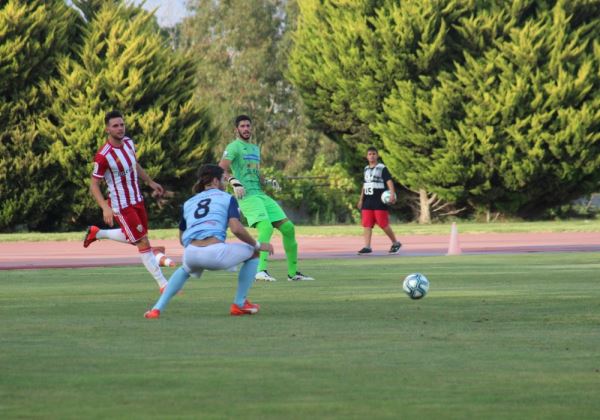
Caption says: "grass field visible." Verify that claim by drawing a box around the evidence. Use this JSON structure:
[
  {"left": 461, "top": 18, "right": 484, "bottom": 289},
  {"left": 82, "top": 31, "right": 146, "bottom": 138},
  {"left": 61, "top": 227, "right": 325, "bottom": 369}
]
[{"left": 1, "top": 253, "right": 599, "bottom": 419}]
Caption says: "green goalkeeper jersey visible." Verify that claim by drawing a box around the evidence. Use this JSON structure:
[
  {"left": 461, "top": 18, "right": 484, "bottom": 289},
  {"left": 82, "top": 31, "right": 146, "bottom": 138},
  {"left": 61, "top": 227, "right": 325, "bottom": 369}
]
[{"left": 222, "top": 139, "right": 263, "bottom": 196}]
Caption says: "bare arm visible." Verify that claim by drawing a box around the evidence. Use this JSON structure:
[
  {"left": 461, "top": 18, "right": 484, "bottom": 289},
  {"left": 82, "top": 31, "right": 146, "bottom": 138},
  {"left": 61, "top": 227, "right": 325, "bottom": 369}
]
[
  {"left": 218, "top": 159, "right": 233, "bottom": 181},
  {"left": 386, "top": 179, "right": 397, "bottom": 204},
  {"left": 228, "top": 218, "right": 273, "bottom": 255},
  {"left": 136, "top": 163, "right": 164, "bottom": 197},
  {"left": 90, "top": 176, "right": 115, "bottom": 226},
  {"left": 219, "top": 159, "right": 245, "bottom": 199},
  {"left": 357, "top": 184, "right": 365, "bottom": 209}
]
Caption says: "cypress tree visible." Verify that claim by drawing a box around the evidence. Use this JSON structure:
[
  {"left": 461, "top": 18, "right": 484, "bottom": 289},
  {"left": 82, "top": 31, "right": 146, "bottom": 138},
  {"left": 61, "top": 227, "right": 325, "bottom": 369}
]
[
  {"left": 368, "top": 0, "right": 474, "bottom": 222},
  {"left": 439, "top": 0, "right": 600, "bottom": 218},
  {"left": 290, "top": 0, "right": 600, "bottom": 221},
  {"left": 0, "top": 0, "right": 80, "bottom": 231},
  {"left": 290, "top": 0, "right": 474, "bottom": 222},
  {"left": 39, "top": 1, "right": 217, "bottom": 228},
  {"left": 288, "top": 0, "right": 378, "bottom": 170}
]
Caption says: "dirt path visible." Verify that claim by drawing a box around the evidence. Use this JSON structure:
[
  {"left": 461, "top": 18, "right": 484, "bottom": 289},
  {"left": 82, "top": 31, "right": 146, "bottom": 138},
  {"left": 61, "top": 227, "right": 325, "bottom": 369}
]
[{"left": 1, "top": 231, "right": 599, "bottom": 270}]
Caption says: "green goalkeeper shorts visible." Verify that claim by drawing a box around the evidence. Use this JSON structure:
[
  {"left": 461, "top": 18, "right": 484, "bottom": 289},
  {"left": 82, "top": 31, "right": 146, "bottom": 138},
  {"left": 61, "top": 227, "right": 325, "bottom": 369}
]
[{"left": 239, "top": 193, "right": 287, "bottom": 227}]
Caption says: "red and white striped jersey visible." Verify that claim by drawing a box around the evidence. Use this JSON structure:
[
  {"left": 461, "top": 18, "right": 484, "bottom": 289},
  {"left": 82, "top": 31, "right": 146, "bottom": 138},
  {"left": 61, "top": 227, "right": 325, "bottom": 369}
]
[{"left": 92, "top": 136, "right": 143, "bottom": 212}]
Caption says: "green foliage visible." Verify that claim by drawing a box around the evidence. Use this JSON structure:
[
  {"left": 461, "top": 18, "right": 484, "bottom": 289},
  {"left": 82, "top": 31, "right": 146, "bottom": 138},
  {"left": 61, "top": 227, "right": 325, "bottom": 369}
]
[
  {"left": 438, "top": 1, "right": 600, "bottom": 217},
  {"left": 0, "top": 0, "right": 81, "bottom": 230},
  {"left": 37, "top": 1, "right": 217, "bottom": 228},
  {"left": 70, "top": 0, "right": 120, "bottom": 22},
  {"left": 369, "top": 0, "right": 475, "bottom": 220},
  {"left": 288, "top": 0, "right": 477, "bottom": 222},
  {"left": 289, "top": 0, "right": 600, "bottom": 220},
  {"left": 178, "top": 0, "right": 350, "bottom": 221},
  {"left": 288, "top": 0, "right": 379, "bottom": 172},
  {"left": 178, "top": 0, "right": 333, "bottom": 174},
  {"left": 260, "top": 155, "right": 359, "bottom": 224}
]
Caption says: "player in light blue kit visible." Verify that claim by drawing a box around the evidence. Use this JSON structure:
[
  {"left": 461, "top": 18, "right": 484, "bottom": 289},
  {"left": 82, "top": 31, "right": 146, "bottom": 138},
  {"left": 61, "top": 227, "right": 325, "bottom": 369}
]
[{"left": 144, "top": 164, "right": 273, "bottom": 318}]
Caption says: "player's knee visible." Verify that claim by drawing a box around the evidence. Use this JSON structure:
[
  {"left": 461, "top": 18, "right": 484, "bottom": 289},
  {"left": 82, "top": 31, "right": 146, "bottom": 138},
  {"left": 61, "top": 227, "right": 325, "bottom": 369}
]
[
  {"left": 243, "top": 258, "right": 259, "bottom": 270},
  {"left": 278, "top": 220, "right": 295, "bottom": 237},
  {"left": 136, "top": 236, "right": 151, "bottom": 251},
  {"left": 256, "top": 220, "right": 274, "bottom": 236}
]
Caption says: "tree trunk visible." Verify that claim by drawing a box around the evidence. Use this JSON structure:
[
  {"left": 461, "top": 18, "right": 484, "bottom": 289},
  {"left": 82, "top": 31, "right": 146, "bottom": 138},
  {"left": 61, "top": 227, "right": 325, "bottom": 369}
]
[{"left": 419, "top": 188, "right": 431, "bottom": 224}]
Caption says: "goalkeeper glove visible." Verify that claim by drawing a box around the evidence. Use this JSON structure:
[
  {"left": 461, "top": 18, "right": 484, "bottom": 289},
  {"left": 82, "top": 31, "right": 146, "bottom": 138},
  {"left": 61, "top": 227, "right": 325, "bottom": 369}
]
[
  {"left": 264, "top": 178, "right": 281, "bottom": 192},
  {"left": 228, "top": 177, "right": 245, "bottom": 199}
]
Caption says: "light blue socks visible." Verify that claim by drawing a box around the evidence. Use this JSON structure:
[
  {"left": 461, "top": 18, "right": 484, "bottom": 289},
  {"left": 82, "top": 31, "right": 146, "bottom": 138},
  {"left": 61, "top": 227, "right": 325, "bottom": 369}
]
[
  {"left": 234, "top": 258, "right": 259, "bottom": 306},
  {"left": 153, "top": 267, "right": 190, "bottom": 312}
]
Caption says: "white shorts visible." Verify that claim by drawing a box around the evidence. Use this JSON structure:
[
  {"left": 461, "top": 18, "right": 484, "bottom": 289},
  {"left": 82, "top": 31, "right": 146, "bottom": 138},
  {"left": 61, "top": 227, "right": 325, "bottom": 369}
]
[{"left": 183, "top": 242, "right": 255, "bottom": 277}]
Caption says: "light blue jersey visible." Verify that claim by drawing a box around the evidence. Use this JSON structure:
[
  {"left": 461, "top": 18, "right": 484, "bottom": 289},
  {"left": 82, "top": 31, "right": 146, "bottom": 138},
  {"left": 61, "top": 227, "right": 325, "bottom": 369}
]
[{"left": 180, "top": 188, "right": 240, "bottom": 247}]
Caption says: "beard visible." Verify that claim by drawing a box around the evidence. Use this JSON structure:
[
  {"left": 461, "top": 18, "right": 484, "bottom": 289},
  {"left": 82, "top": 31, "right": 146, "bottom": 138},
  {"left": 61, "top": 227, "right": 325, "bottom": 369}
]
[{"left": 237, "top": 129, "right": 251, "bottom": 140}]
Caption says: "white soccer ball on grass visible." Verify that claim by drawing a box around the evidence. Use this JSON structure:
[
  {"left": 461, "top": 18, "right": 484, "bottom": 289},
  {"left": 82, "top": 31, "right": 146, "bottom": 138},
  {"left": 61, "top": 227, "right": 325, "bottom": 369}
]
[{"left": 402, "top": 273, "right": 429, "bottom": 300}]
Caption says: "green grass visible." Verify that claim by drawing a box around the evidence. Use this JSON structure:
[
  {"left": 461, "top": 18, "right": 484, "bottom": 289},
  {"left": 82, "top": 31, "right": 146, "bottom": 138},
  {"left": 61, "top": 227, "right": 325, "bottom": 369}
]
[
  {"left": 1, "top": 254, "right": 599, "bottom": 419},
  {"left": 2, "top": 219, "right": 600, "bottom": 241}
]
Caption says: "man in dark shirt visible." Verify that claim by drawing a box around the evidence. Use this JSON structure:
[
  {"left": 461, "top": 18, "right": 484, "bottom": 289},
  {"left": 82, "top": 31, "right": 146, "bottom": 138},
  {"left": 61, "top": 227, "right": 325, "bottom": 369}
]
[{"left": 356, "top": 147, "right": 402, "bottom": 255}]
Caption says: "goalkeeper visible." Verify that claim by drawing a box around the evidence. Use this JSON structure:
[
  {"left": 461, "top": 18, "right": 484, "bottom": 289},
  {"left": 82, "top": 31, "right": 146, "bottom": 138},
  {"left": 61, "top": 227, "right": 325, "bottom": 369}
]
[{"left": 218, "top": 114, "right": 315, "bottom": 282}]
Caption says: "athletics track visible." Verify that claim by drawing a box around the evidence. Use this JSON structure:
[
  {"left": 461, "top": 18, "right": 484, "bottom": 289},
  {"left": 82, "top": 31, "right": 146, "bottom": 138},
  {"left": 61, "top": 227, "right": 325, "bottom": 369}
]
[{"left": 1, "top": 231, "right": 599, "bottom": 270}]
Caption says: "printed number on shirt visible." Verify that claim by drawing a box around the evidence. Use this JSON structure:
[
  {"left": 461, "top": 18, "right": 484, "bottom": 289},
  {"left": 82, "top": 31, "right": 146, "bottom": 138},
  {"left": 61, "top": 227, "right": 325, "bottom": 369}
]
[
  {"left": 194, "top": 199, "right": 211, "bottom": 219},
  {"left": 363, "top": 185, "right": 374, "bottom": 195}
]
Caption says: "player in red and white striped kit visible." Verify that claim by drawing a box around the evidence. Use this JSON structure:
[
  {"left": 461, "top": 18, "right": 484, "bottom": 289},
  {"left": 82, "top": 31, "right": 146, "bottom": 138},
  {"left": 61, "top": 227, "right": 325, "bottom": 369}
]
[{"left": 84, "top": 110, "right": 169, "bottom": 292}]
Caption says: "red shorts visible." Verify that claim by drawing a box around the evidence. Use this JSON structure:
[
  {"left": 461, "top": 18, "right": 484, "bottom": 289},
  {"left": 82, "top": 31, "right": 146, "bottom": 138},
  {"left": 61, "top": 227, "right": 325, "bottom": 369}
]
[
  {"left": 361, "top": 209, "right": 390, "bottom": 229},
  {"left": 114, "top": 202, "right": 149, "bottom": 243}
]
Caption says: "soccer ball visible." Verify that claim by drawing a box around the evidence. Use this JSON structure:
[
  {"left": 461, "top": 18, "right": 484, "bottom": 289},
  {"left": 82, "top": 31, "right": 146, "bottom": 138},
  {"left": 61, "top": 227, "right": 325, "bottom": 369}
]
[
  {"left": 402, "top": 273, "right": 429, "bottom": 299},
  {"left": 381, "top": 190, "right": 392, "bottom": 204}
]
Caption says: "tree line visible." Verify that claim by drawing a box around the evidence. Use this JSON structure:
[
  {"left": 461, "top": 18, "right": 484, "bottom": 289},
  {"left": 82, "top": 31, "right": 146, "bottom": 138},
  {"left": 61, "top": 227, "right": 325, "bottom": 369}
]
[
  {"left": 288, "top": 0, "right": 600, "bottom": 222},
  {"left": 1, "top": 0, "right": 216, "bottom": 231},
  {"left": 1, "top": 0, "right": 599, "bottom": 232}
]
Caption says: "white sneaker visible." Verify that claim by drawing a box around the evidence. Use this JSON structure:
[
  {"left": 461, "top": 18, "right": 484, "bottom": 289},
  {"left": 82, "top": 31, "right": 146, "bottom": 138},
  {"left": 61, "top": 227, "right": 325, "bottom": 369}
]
[
  {"left": 255, "top": 270, "right": 277, "bottom": 282},
  {"left": 288, "top": 271, "right": 315, "bottom": 281}
]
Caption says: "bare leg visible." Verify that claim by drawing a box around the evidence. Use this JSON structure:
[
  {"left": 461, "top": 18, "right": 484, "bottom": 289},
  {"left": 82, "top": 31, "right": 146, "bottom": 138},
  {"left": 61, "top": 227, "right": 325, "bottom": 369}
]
[
  {"left": 363, "top": 227, "right": 373, "bottom": 248},
  {"left": 382, "top": 225, "right": 398, "bottom": 244}
]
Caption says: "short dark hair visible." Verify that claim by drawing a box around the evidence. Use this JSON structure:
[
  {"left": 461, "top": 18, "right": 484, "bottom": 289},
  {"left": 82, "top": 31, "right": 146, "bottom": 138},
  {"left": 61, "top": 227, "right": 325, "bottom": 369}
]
[
  {"left": 192, "top": 164, "right": 224, "bottom": 193},
  {"left": 234, "top": 114, "right": 252, "bottom": 127},
  {"left": 105, "top": 110, "right": 123, "bottom": 125},
  {"left": 367, "top": 146, "right": 378, "bottom": 153}
]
